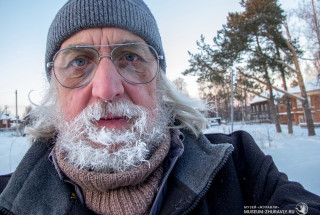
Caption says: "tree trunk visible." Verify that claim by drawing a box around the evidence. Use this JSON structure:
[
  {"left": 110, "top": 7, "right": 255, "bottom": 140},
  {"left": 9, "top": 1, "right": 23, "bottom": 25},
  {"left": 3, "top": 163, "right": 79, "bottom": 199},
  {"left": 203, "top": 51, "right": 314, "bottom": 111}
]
[
  {"left": 264, "top": 68, "right": 282, "bottom": 133},
  {"left": 243, "top": 88, "right": 248, "bottom": 121},
  {"left": 311, "top": 0, "right": 320, "bottom": 76},
  {"left": 285, "top": 96, "right": 293, "bottom": 133},
  {"left": 280, "top": 69, "right": 293, "bottom": 134},
  {"left": 268, "top": 86, "right": 282, "bottom": 133},
  {"left": 298, "top": 74, "right": 316, "bottom": 135},
  {"left": 283, "top": 94, "right": 293, "bottom": 134},
  {"left": 282, "top": 31, "right": 316, "bottom": 136},
  {"left": 277, "top": 45, "right": 293, "bottom": 134},
  {"left": 291, "top": 48, "right": 316, "bottom": 136},
  {"left": 311, "top": 0, "right": 320, "bottom": 52}
]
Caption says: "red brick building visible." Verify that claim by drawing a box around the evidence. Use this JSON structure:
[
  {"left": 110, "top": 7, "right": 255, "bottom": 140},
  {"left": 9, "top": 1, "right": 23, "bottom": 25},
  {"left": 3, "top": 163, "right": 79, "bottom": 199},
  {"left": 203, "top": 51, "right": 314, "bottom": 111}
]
[
  {"left": 0, "top": 109, "right": 13, "bottom": 128},
  {"left": 278, "top": 79, "right": 320, "bottom": 125},
  {"left": 250, "top": 78, "right": 320, "bottom": 125}
]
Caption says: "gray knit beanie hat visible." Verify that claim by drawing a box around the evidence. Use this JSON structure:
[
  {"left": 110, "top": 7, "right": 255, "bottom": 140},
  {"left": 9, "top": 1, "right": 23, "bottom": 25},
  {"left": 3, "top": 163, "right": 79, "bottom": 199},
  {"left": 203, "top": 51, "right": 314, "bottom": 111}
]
[{"left": 45, "top": 0, "right": 165, "bottom": 80}]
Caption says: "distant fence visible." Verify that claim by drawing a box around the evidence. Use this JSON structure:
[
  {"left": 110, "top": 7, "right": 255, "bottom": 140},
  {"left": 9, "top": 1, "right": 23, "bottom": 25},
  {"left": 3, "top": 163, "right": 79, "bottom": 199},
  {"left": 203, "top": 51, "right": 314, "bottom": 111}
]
[
  {"left": 0, "top": 128, "right": 15, "bottom": 132},
  {"left": 242, "top": 120, "right": 272, "bottom": 124},
  {"left": 300, "top": 123, "right": 320, "bottom": 128},
  {"left": 0, "top": 127, "right": 24, "bottom": 136}
]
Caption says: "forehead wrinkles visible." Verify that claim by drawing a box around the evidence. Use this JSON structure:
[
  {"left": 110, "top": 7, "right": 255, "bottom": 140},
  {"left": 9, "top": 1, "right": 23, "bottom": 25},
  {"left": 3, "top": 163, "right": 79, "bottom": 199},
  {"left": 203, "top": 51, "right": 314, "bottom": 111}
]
[{"left": 61, "top": 27, "right": 149, "bottom": 50}]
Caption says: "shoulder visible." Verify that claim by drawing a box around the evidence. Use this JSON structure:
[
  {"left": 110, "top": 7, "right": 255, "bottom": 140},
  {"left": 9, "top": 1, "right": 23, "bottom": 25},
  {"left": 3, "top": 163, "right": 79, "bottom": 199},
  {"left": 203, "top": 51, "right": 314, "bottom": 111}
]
[
  {"left": 204, "top": 130, "right": 265, "bottom": 162},
  {"left": 0, "top": 138, "right": 72, "bottom": 214},
  {"left": 0, "top": 173, "right": 12, "bottom": 194},
  {"left": 0, "top": 138, "right": 53, "bottom": 194},
  {"left": 203, "top": 130, "right": 271, "bottom": 192},
  {"left": 205, "top": 130, "right": 256, "bottom": 147},
  {"left": 178, "top": 129, "right": 255, "bottom": 167}
]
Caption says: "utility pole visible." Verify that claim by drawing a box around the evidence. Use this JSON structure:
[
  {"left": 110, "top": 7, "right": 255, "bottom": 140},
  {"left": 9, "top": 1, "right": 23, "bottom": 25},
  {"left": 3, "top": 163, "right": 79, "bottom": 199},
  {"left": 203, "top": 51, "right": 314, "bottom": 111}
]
[
  {"left": 15, "top": 90, "right": 18, "bottom": 136},
  {"left": 230, "top": 70, "right": 234, "bottom": 132}
]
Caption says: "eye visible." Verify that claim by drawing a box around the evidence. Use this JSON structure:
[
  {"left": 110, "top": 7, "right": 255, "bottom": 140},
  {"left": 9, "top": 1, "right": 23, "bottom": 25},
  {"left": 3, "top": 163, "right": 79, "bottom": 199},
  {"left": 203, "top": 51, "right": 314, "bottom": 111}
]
[
  {"left": 71, "top": 58, "right": 87, "bottom": 67},
  {"left": 124, "top": 53, "right": 138, "bottom": 62}
]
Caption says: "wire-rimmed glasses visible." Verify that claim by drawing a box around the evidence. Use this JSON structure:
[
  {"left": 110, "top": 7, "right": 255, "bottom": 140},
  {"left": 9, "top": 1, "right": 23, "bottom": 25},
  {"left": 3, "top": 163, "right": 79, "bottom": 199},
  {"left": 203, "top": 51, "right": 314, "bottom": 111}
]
[{"left": 47, "top": 43, "right": 163, "bottom": 89}]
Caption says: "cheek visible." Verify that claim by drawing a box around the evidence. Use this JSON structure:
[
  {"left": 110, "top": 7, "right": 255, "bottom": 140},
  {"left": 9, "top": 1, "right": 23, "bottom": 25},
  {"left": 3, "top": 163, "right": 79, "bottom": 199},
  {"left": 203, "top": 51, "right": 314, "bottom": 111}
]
[
  {"left": 58, "top": 87, "right": 92, "bottom": 120},
  {"left": 127, "top": 83, "right": 158, "bottom": 110}
]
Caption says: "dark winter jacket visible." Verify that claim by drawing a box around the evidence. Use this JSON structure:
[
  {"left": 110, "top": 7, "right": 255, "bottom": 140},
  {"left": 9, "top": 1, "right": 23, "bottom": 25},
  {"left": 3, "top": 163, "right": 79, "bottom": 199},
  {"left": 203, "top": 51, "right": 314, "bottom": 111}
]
[{"left": 0, "top": 130, "right": 319, "bottom": 215}]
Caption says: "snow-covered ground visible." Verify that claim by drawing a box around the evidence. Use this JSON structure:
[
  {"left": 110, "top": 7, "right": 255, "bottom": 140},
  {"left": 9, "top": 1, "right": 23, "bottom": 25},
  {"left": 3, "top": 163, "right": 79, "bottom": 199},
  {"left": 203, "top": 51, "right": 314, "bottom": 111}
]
[
  {"left": 0, "top": 123, "right": 319, "bottom": 196},
  {"left": 0, "top": 131, "right": 30, "bottom": 175}
]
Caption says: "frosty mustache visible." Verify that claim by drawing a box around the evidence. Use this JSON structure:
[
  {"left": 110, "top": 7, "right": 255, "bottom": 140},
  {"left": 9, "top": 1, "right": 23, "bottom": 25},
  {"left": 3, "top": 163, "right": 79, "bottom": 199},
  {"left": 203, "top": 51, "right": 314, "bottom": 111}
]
[{"left": 77, "top": 100, "right": 149, "bottom": 128}]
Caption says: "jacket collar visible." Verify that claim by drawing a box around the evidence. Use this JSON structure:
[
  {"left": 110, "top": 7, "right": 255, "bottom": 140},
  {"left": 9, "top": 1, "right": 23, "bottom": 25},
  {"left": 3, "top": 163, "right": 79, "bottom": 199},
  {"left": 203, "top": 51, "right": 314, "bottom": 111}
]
[{"left": 160, "top": 129, "right": 234, "bottom": 215}]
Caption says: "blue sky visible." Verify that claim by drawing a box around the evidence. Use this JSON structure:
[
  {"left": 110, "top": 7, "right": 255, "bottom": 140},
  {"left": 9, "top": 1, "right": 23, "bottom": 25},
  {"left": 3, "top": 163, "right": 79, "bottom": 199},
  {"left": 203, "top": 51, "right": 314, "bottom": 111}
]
[{"left": 0, "top": 0, "right": 298, "bottom": 116}]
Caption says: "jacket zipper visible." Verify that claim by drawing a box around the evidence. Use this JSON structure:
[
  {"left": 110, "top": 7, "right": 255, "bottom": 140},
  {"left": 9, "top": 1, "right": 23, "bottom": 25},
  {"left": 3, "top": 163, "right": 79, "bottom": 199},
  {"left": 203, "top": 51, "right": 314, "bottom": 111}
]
[
  {"left": 149, "top": 155, "right": 179, "bottom": 214},
  {"left": 182, "top": 146, "right": 234, "bottom": 215},
  {"left": 149, "top": 147, "right": 183, "bottom": 215},
  {"left": 0, "top": 206, "right": 15, "bottom": 215}
]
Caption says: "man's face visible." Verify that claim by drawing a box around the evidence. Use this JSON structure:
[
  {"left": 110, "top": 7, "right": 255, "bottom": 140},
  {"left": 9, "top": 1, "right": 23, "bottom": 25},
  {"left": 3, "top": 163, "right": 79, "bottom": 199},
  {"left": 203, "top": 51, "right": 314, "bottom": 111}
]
[
  {"left": 52, "top": 28, "right": 169, "bottom": 173},
  {"left": 55, "top": 27, "right": 158, "bottom": 130}
]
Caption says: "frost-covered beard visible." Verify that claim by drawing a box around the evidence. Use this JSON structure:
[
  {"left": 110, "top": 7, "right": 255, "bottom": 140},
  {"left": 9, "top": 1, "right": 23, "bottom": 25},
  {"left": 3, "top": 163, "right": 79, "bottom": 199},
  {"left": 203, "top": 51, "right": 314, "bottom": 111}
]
[{"left": 56, "top": 100, "right": 170, "bottom": 174}]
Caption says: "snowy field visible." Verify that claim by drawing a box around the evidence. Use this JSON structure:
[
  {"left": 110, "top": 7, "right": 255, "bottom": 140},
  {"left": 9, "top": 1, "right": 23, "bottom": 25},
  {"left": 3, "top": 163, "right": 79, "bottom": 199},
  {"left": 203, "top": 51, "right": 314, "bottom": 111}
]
[
  {"left": 0, "top": 123, "right": 320, "bottom": 196},
  {"left": 0, "top": 132, "right": 30, "bottom": 176}
]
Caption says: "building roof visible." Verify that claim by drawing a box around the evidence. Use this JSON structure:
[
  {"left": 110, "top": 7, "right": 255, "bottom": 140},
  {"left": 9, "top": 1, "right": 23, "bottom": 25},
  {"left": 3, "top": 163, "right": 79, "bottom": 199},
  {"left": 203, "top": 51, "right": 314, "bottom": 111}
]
[
  {"left": 288, "top": 78, "right": 320, "bottom": 94},
  {"left": 0, "top": 109, "right": 16, "bottom": 120},
  {"left": 249, "top": 92, "right": 268, "bottom": 104},
  {"left": 249, "top": 91, "right": 283, "bottom": 105},
  {"left": 249, "top": 77, "right": 320, "bottom": 105}
]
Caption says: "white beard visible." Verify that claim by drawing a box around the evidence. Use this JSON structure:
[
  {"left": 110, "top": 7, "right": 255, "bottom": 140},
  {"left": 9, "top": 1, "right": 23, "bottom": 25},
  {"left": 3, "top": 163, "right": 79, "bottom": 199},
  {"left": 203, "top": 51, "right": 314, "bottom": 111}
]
[{"left": 56, "top": 100, "right": 170, "bottom": 174}]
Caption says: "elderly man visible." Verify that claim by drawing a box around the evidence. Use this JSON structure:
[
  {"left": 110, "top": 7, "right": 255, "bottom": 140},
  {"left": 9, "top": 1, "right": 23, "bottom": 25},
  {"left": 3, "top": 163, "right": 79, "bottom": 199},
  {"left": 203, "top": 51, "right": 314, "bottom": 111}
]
[{"left": 0, "top": 0, "right": 320, "bottom": 214}]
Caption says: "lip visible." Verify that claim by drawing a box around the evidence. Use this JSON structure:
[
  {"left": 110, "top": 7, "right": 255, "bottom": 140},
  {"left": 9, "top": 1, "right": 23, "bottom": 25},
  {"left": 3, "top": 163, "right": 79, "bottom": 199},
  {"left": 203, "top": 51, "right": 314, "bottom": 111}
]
[{"left": 94, "top": 115, "right": 129, "bottom": 130}]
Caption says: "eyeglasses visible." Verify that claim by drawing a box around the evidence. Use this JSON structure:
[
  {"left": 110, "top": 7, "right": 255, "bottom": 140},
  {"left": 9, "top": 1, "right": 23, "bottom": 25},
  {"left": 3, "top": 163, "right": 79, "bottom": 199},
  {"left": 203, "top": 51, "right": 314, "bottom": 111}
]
[{"left": 47, "top": 43, "right": 163, "bottom": 89}]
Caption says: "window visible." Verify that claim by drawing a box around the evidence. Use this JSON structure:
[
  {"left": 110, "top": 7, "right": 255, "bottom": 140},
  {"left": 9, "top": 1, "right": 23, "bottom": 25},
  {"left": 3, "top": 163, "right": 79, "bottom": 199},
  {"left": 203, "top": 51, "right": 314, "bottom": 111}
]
[
  {"left": 297, "top": 99, "right": 302, "bottom": 108},
  {"left": 280, "top": 104, "right": 284, "bottom": 111},
  {"left": 297, "top": 96, "right": 311, "bottom": 108},
  {"left": 308, "top": 96, "right": 312, "bottom": 106},
  {"left": 298, "top": 115, "right": 305, "bottom": 123}
]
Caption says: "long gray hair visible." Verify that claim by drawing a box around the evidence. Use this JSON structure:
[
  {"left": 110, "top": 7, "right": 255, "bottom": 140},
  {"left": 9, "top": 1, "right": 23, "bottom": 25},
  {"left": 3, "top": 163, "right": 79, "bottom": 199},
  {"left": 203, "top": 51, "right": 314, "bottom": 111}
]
[{"left": 25, "top": 72, "right": 206, "bottom": 142}]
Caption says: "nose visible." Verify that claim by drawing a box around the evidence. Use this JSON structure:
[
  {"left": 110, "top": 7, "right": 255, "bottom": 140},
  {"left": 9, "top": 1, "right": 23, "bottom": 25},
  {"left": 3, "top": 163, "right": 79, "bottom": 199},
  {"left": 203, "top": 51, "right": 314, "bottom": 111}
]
[{"left": 91, "top": 57, "right": 125, "bottom": 101}]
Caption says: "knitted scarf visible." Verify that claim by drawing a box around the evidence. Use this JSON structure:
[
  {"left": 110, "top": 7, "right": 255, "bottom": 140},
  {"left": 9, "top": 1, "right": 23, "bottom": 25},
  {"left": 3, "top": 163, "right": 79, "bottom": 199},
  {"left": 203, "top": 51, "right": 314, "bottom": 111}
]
[{"left": 55, "top": 135, "right": 171, "bottom": 215}]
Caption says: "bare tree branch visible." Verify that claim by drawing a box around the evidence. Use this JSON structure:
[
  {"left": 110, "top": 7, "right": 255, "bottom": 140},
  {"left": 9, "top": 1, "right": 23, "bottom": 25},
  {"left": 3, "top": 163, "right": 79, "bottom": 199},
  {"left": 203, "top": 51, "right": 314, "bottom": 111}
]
[{"left": 238, "top": 69, "right": 305, "bottom": 101}]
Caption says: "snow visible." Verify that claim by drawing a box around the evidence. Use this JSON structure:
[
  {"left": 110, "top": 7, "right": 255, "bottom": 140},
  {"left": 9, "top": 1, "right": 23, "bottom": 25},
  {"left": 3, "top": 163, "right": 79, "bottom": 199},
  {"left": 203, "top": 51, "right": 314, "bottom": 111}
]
[
  {"left": 0, "top": 132, "right": 30, "bottom": 175},
  {"left": 249, "top": 91, "right": 283, "bottom": 104},
  {"left": 0, "top": 124, "right": 319, "bottom": 196},
  {"left": 289, "top": 78, "right": 320, "bottom": 94},
  {"left": 249, "top": 95, "right": 267, "bottom": 104}
]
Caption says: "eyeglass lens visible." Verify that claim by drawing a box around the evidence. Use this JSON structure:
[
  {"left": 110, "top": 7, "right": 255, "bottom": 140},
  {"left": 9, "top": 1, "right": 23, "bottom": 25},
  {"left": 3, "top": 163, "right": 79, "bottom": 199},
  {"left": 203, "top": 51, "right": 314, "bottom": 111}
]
[{"left": 53, "top": 44, "right": 158, "bottom": 88}]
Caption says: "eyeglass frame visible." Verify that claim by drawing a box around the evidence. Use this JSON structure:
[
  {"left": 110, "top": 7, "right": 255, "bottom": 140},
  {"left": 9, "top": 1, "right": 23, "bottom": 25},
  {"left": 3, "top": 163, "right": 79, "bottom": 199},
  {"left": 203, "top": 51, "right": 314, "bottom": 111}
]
[{"left": 46, "top": 43, "right": 164, "bottom": 89}]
